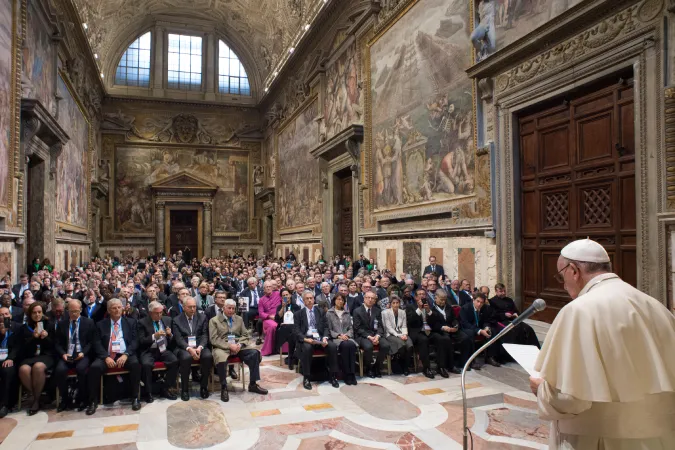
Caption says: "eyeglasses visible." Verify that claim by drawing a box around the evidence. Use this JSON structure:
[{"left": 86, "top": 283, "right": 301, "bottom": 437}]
[{"left": 554, "top": 264, "right": 571, "bottom": 284}]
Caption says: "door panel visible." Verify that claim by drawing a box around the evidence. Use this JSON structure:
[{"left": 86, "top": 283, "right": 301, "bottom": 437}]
[
  {"left": 169, "top": 210, "right": 198, "bottom": 258},
  {"left": 519, "top": 78, "right": 636, "bottom": 322}
]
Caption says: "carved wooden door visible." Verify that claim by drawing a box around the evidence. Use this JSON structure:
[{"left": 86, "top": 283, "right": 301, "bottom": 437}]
[
  {"left": 519, "top": 78, "right": 636, "bottom": 323},
  {"left": 340, "top": 177, "right": 353, "bottom": 257},
  {"left": 169, "top": 210, "right": 198, "bottom": 258}
]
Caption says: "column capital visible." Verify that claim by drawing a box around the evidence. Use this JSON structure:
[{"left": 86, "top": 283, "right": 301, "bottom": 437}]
[
  {"left": 203, "top": 201, "right": 213, "bottom": 211},
  {"left": 156, "top": 201, "right": 166, "bottom": 210}
]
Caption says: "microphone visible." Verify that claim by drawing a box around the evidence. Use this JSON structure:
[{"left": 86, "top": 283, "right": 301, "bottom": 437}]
[{"left": 510, "top": 298, "right": 546, "bottom": 327}]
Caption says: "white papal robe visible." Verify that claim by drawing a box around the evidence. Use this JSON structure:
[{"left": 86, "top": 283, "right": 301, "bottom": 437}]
[{"left": 534, "top": 273, "right": 675, "bottom": 449}]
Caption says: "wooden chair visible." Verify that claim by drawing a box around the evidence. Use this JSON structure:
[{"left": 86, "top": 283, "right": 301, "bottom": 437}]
[
  {"left": 358, "top": 344, "right": 392, "bottom": 377},
  {"left": 100, "top": 361, "right": 166, "bottom": 404},
  {"left": 225, "top": 355, "right": 246, "bottom": 391},
  {"left": 55, "top": 369, "right": 78, "bottom": 408}
]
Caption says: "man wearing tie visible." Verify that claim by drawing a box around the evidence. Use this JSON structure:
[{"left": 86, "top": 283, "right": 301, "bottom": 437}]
[
  {"left": 240, "top": 277, "right": 263, "bottom": 329},
  {"left": 423, "top": 256, "right": 445, "bottom": 278},
  {"left": 54, "top": 299, "right": 95, "bottom": 412},
  {"left": 353, "top": 291, "right": 391, "bottom": 378},
  {"left": 87, "top": 299, "right": 142, "bottom": 415},
  {"left": 138, "top": 301, "right": 179, "bottom": 402},
  {"left": 459, "top": 293, "right": 504, "bottom": 367},
  {"left": 173, "top": 297, "right": 213, "bottom": 401}
]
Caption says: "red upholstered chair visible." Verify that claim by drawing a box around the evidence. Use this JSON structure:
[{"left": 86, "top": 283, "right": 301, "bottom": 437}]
[
  {"left": 226, "top": 355, "right": 246, "bottom": 391},
  {"left": 100, "top": 362, "right": 166, "bottom": 404}
]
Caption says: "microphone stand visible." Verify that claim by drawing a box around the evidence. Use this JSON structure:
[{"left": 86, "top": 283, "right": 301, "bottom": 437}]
[{"left": 461, "top": 322, "right": 516, "bottom": 450}]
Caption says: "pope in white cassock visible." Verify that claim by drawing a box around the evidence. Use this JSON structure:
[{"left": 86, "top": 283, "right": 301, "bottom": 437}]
[{"left": 529, "top": 239, "right": 675, "bottom": 449}]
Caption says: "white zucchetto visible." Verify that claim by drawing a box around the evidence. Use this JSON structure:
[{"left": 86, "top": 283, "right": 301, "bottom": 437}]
[{"left": 560, "top": 238, "right": 610, "bottom": 263}]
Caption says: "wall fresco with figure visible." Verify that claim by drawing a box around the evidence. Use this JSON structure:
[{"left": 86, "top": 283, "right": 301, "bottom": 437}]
[
  {"left": 0, "top": 0, "right": 12, "bottom": 209},
  {"left": 114, "top": 146, "right": 250, "bottom": 234},
  {"left": 23, "top": 0, "right": 55, "bottom": 113},
  {"left": 494, "top": 0, "right": 581, "bottom": 49},
  {"left": 324, "top": 41, "right": 362, "bottom": 140},
  {"left": 369, "top": 0, "right": 474, "bottom": 213},
  {"left": 56, "top": 75, "right": 89, "bottom": 230},
  {"left": 276, "top": 99, "right": 320, "bottom": 230}
]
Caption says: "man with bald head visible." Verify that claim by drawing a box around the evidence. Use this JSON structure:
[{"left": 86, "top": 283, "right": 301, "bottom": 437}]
[
  {"left": 173, "top": 297, "right": 212, "bottom": 400},
  {"left": 54, "top": 299, "right": 95, "bottom": 412},
  {"left": 531, "top": 239, "right": 675, "bottom": 448}
]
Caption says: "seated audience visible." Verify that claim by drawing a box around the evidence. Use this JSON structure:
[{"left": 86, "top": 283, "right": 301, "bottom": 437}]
[
  {"left": 315, "top": 282, "right": 333, "bottom": 313},
  {"left": 258, "top": 281, "right": 281, "bottom": 356},
  {"left": 382, "top": 295, "right": 413, "bottom": 376},
  {"left": 172, "top": 297, "right": 213, "bottom": 400},
  {"left": 427, "top": 290, "right": 471, "bottom": 376},
  {"left": 194, "top": 282, "right": 214, "bottom": 311},
  {"left": 324, "top": 294, "right": 358, "bottom": 385},
  {"left": 10, "top": 301, "right": 53, "bottom": 415},
  {"left": 209, "top": 299, "right": 268, "bottom": 402},
  {"left": 346, "top": 281, "right": 363, "bottom": 313},
  {"left": 353, "top": 291, "right": 391, "bottom": 378},
  {"left": 47, "top": 297, "right": 66, "bottom": 329},
  {"left": 138, "top": 301, "right": 178, "bottom": 402},
  {"left": 489, "top": 283, "right": 540, "bottom": 348},
  {"left": 82, "top": 288, "right": 106, "bottom": 322},
  {"left": 87, "top": 298, "right": 142, "bottom": 415},
  {"left": 293, "top": 291, "right": 339, "bottom": 389},
  {"left": 459, "top": 293, "right": 505, "bottom": 367},
  {"left": 54, "top": 299, "right": 95, "bottom": 412},
  {"left": 275, "top": 288, "right": 300, "bottom": 370},
  {"left": 239, "top": 277, "right": 263, "bottom": 329}
]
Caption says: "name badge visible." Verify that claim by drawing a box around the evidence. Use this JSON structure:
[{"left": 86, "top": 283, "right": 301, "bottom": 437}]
[
  {"left": 373, "top": 319, "right": 378, "bottom": 331},
  {"left": 283, "top": 311, "right": 294, "bottom": 325},
  {"left": 35, "top": 344, "right": 41, "bottom": 356},
  {"left": 112, "top": 340, "right": 121, "bottom": 353},
  {"left": 227, "top": 334, "right": 236, "bottom": 345},
  {"left": 0, "top": 349, "right": 7, "bottom": 361},
  {"left": 157, "top": 336, "right": 167, "bottom": 353},
  {"left": 423, "top": 323, "right": 431, "bottom": 331},
  {"left": 68, "top": 343, "right": 75, "bottom": 355},
  {"left": 310, "top": 327, "right": 319, "bottom": 340},
  {"left": 188, "top": 336, "right": 197, "bottom": 348}
]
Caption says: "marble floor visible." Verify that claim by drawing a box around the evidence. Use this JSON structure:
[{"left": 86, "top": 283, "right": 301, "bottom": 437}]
[{"left": 0, "top": 356, "right": 549, "bottom": 450}]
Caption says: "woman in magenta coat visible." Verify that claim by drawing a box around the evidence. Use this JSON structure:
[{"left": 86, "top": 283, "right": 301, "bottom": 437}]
[{"left": 258, "top": 280, "right": 282, "bottom": 356}]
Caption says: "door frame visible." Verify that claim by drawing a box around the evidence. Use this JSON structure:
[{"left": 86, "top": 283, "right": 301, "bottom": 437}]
[
  {"left": 164, "top": 204, "right": 203, "bottom": 259},
  {"left": 493, "top": 24, "right": 666, "bottom": 308}
]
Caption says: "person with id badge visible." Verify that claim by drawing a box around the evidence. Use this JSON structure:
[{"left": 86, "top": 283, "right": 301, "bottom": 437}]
[
  {"left": 54, "top": 299, "right": 95, "bottom": 412},
  {"left": 10, "top": 302, "right": 54, "bottom": 415},
  {"left": 353, "top": 291, "right": 391, "bottom": 379},
  {"left": 0, "top": 306, "right": 19, "bottom": 418},
  {"left": 172, "top": 297, "right": 213, "bottom": 401},
  {"left": 139, "top": 301, "right": 179, "bottom": 402},
  {"left": 275, "top": 288, "right": 301, "bottom": 370}
]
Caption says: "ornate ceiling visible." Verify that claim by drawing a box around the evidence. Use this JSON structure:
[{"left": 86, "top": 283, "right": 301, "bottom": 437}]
[{"left": 72, "top": 0, "right": 326, "bottom": 90}]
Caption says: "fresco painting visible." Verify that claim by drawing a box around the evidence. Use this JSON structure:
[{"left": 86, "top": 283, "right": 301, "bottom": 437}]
[
  {"left": 0, "top": 0, "right": 12, "bottom": 208},
  {"left": 24, "top": 0, "right": 55, "bottom": 113},
  {"left": 114, "top": 147, "right": 249, "bottom": 233},
  {"left": 324, "top": 41, "right": 362, "bottom": 140},
  {"left": 56, "top": 75, "right": 89, "bottom": 230},
  {"left": 277, "top": 99, "right": 320, "bottom": 230},
  {"left": 370, "top": 0, "right": 475, "bottom": 213}
]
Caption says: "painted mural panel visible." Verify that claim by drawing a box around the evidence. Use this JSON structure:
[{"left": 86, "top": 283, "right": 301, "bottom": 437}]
[
  {"left": 495, "top": 0, "right": 582, "bottom": 49},
  {"left": 56, "top": 75, "right": 89, "bottom": 230},
  {"left": 23, "top": 0, "right": 54, "bottom": 113},
  {"left": 370, "top": 0, "right": 475, "bottom": 213},
  {"left": 324, "top": 41, "right": 361, "bottom": 140},
  {"left": 276, "top": 99, "right": 320, "bottom": 230},
  {"left": 0, "top": 0, "right": 12, "bottom": 208},
  {"left": 114, "top": 147, "right": 249, "bottom": 234}
]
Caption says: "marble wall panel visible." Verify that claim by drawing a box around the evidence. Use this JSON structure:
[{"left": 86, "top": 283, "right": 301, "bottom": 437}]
[
  {"left": 402, "top": 242, "right": 422, "bottom": 282},
  {"left": 55, "top": 242, "right": 89, "bottom": 271},
  {"left": 369, "top": 248, "right": 378, "bottom": 266},
  {"left": 386, "top": 248, "right": 397, "bottom": 273},
  {"left": 458, "top": 248, "right": 476, "bottom": 289},
  {"left": 0, "top": 251, "right": 11, "bottom": 281},
  {"left": 429, "top": 248, "right": 443, "bottom": 266}
]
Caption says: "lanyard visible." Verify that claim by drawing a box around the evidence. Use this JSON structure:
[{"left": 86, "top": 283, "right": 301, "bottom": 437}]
[
  {"left": 88, "top": 303, "right": 95, "bottom": 318},
  {"left": 69, "top": 318, "right": 79, "bottom": 340},
  {"left": 228, "top": 317, "right": 233, "bottom": 329},
  {"left": 178, "top": 303, "right": 183, "bottom": 314},
  {"left": 1, "top": 331, "right": 10, "bottom": 348}
]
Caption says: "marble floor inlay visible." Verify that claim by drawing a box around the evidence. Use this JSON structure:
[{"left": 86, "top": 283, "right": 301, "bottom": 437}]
[{"left": 0, "top": 358, "right": 549, "bottom": 449}]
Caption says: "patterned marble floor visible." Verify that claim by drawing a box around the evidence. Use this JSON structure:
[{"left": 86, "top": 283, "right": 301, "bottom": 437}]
[{"left": 0, "top": 356, "right": 549, "bottom": 450}]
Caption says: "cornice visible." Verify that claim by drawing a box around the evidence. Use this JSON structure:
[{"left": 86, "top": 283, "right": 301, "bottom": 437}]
[
  {"left": 311, "top": 124, "right": 364, "bottom": 162},
  {"left": 466, "top": 0, "right": 638, "bottom": 80}
]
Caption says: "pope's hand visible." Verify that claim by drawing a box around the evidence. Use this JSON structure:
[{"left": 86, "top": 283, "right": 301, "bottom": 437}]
[{"left": 529, "top": 376, "right": 543, "bottom": 396}]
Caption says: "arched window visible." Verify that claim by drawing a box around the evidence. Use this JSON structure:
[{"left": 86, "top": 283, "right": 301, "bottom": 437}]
[
  {"left": 218, "top": 40, "right": 250, "bottom": 96},
  {"left": 115, "top": 32, "right": 152, "bottom": 87},
  {"left": 167, "top": 34, "right": 203, "bottom": 91}
]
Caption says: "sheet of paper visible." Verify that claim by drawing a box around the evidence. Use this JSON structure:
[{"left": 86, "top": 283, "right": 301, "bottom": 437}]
[{"left": 503, "top": 344, "right": 541, "bottom": 377}]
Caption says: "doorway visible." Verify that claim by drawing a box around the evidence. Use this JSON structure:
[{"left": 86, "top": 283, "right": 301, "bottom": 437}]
[
  {"left": 333, "top": 168, "right": 353, "bottom": 258},
  {"left": 518, "top": 74, "right": 636, "bottom": 322},
  {"left": 169, "top": 210, "right": 198, "bottom": 259}
]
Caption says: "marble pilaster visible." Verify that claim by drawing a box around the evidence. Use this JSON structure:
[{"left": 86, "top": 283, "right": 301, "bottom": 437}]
[
  {"left": 203, "top": 201, "right": 212, "bottom": 257},
  {"left": 155, "top": 201, "right": 165, "bottom": 254}
]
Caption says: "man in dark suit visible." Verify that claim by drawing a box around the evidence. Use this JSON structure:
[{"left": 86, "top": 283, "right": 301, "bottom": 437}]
[
  {"left": 423, "top": 256, "right": 445, "bottom": 278},
  {"left": 0, "top": 306, "right": 20, "bottom": 417},
  {"left": 138, "top": 301, "right": 179, "bottom": 402},
  {"left": 427, "top": 290, "right": 471, "bottom": 376},
  {"left": 173, "top": 297, "right": 213, "bottom": 401},
  {"left": 353, "top": 291, "right": 391, "bottom": 378},
  {"left": 165, "top": 281, "right": 185, "bottom": 311},
  {"left": 81, "top": 290, "right": 107, "bottom": 322},
  {"left": 459, "top": 293, "right": 504, "bottom": 367},
  {"left": 11, "top": 274, "right": 30, "bottom": 306},
  {"left": 205, "top": 291, "right": 227, "bottom": 321},
  {"left": 239, "top": 277, "right": 263, "bottom": 329},
  {"left": 12, "top": 297, "right": 33, "bottom": 323},
  {"left": 292, "top": 291, "right": 339, "bottom": 389},
  {"left": 87, "top": 299, "right": 142, "bottom": 415},
  {"left": 352, "top": 254, "right": 368, "bottom": 273},
  {"left": 489, "top": 283, "right": 540, "bottom": 348},
  {"left": 54, "top": 299, "right": 95, "bottom": 412},
  {"left": 46, "top": 298, "right": 67, "bottom": 330},
  {"left": 458, "top": 279, "right": 474, "bottom": 307}
]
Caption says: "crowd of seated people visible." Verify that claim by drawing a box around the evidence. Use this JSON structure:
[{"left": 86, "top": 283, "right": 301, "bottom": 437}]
[{"left": 0, "top": 251, "right": 539, "bottom": 417}]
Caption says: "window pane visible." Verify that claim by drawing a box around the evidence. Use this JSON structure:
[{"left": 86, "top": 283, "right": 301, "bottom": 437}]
[
  {"left": 115, "top": 31, "right": 152, "bottom": 87},
  {"left": 218, "top": 39, "right": 250, "bottom": 96},
  {"left": 166, "top": 33, "right": 203, "bottom": 91}
]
